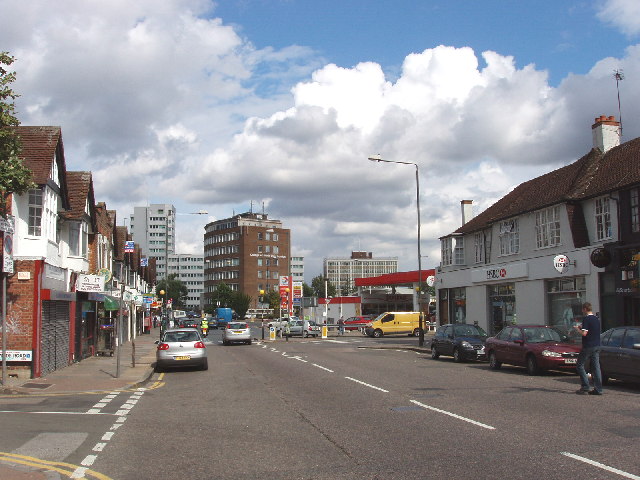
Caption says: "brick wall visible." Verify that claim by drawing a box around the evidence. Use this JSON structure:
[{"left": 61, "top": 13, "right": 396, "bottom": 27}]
[{"left": 1, "top": 259, "right": 39, "bottom": 378}]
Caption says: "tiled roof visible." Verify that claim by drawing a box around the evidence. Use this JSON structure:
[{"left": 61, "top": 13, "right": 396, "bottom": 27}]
[
  {"left": 454, "top": 136, "right": 640, "bottom": 235},
  {"left": 10, "top": 126, "right": 70, "bottom": 209},
  {"left": 63, "top": 171, "right": 94, "bottom": 220}
]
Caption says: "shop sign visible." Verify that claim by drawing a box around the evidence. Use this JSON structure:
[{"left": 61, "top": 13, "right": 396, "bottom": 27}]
[
  {"left": 0, "top": 350, "right": 32, "bottom": 362},
  {"left": 75, "top": 274, "right": 105, "bottom": 292},
  {"left": 472, "top": 263, "right": 528, "bottom": 283},
  {"left": 2, "top": 232, "right": 13, "bottom": 274},
  {"left": 45, "top": 263, "right": 66, "bottom": 281},
  {"left": 553, "top": 255, "right": 570, "bottom": 274},
  {"left": 124, "top": 241, "right": 135, "bottom": 253},
  {"left": 426, "top": 275, "right": 435, "bottom": 287}
]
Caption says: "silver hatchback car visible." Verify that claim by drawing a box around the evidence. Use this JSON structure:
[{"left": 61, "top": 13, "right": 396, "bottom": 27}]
[
  {"left": 222, "top": 322, "right": 252, "bottom": 345},
  {"left": 156, "top": 328, "right": 208, "bottom": 371}
]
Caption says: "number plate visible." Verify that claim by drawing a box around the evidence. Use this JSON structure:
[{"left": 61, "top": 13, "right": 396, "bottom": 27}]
[
  {"left": 174, "top": 356, "right": 191, "bottom": 360},
  {"left": 564, "top": 358, "right": 577, "bottom": 364}
]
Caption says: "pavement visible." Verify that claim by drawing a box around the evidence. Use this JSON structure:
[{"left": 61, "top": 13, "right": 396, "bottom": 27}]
[{"left": 0, "top": 326, "right": 162, "bottom": 397}]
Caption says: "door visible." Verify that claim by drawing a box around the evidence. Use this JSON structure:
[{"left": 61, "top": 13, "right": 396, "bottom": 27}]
[
  {"left": 600, "top": 327, "right": 625, "bottom": 378},
  {"left": 620, "top": 328, "right": 640, "bottom": 380},
  {"left": 440, "top": 325, "right": 454, "bottom": 355}
]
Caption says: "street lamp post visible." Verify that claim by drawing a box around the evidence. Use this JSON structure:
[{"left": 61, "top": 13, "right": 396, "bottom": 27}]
[{"left": 368, "top": 154, "right": 425, "bottom": 346}]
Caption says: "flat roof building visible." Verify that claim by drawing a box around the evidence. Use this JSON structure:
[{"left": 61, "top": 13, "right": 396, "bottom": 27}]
[
  {"left": 204, "top": 212, "right": 291, "bottom": 309},
  {"left": 324, "top": 251, "right": 398, "bottom": 296}
]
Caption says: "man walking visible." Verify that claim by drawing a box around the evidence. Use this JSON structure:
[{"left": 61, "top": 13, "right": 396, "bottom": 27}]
[{"left": 575, "top": 302, "right": 603, "bottom": 395}]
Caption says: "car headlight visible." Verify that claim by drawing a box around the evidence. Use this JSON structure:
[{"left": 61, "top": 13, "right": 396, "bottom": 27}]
[
  {"left": 461, "top": 341, "right": 474, "bottom": 349},
  {"left": 542, "top": 350, "right": 562, "bottom": 357}
]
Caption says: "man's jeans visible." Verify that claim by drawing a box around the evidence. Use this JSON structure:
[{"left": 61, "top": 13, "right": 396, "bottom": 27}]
[{"left": 576, "top": 346, "right": 603, "bottom": 392}]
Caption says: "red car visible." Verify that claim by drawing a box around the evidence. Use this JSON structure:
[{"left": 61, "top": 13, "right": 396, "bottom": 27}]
[
  {"left": 485, "top": 325, "right": 581, "bottom": 375},
  {"left": 343, "top": 316, "right": 373, "bottom": 331}
]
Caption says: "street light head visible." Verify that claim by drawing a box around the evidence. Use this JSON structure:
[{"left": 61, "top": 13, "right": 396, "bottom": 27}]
[{"left": 368, "top": 154, "right": 382, "bottom": 162}]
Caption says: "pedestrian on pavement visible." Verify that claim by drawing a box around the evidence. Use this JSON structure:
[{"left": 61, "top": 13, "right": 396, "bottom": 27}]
[
  {"left": 575, "top": 302, "right": 603, "bottom": 395},
  {"left": 338, "top": 316, "right": 345, "bottom": 336}
]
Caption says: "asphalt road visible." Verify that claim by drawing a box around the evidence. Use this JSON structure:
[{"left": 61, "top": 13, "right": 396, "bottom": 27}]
[{"left": 1, "top": 327, "right": 639, "bottom": 479}]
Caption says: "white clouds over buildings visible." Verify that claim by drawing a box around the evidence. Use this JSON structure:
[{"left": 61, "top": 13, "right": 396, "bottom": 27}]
[{"left": 2, "top": 0, "right": 639, "bottom": 277}]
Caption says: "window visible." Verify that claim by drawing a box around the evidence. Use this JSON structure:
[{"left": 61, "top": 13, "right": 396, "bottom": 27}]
[
  {"left": 258, "top": 232, "right": 263, "bottom": 240},
  {"left": 499, "top": 219, "right": 519, "bottom": 255},
  {"left": 595, "top": 197, "right": 612, "bottom": 241},
  {"left": 474, "top": 232, "right": 484, "bottom": 264},
  {"left": 273, "top": 246, "right": 279, "bottom": 254},
  {"left": 535, "top": 206, "right": 561, "bottom": 248},
  {"left": 28, "top": 188, "right": 43, "bottom": 236},
  {"left": 453, "top": 237, "right": 464, "bottom": 265},
  {"left": 69, "top": 222, "right": 80, "bottom": 256},
  {"left": 273, "top": 233, "right": 279, "bottom": 241},
  {"left": 441, "top": 237, "right": 453, "bottom": 266},
  {"left": 631, "top": 188, "right": 639, "bottom": 233}
]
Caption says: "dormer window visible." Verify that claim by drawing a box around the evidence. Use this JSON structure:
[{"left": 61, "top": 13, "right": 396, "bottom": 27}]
[{"left": 28, "top": 188, "right": 43, "bottom": 236}]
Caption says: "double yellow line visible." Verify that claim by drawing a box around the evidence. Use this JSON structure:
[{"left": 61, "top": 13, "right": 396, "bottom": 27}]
[{"left": 0, "top": 452, "right": 112, "bottom": 479}]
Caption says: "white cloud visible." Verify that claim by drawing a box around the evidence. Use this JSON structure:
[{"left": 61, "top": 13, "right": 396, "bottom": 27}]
[
  {"left": 3, "top": 1, "right": 640, "bottom": 281},
  {"left": 598, "top": 0, "right": 640, "bottom": 37}
]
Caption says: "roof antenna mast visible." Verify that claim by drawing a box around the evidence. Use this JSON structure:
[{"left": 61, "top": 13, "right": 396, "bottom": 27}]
[{"left": 613, "top": 69, "right": 624, "bottom": 138}]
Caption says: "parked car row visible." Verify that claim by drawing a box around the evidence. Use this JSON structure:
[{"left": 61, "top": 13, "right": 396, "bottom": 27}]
[{"left": 430, "top": 323, "right": 640, "bottom": 385}]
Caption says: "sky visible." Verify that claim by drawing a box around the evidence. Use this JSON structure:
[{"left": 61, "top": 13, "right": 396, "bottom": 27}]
[{"left": 2, "top": 0, "right": 640, "bottom": 282}]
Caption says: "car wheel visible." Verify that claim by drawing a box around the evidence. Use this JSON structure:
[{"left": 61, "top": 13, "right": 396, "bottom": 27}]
[
  {"left": 247, "top": 340, "right": 252, "bottom": 345},
  {"left": 431, "top": 346, "right": 440, "bottom": 359},
  {"left": 373, "top": 329, "right": 383, "bottom": 338},
  {"left": 412, "top": 328, "right": 421, "bottom": 337},
  {"left": 488, "top": 351, "right": 501, "bottom": 370},
  {"left": 453, "top": 348, "right": 463, "bottom": 363},
  {"left": 223, "top": 340, "right": 229, "bottom": 346},
  {"left": 201, "top": 359, "right": 208, "bottom": 371},
  {"left": 526, "top": 355, "right": 539, "bottom": 375}
]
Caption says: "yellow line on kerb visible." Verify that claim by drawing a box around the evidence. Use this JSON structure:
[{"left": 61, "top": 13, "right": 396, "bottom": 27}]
[{"left": 0, "top": 452, "right": 113, "bottom": 479}]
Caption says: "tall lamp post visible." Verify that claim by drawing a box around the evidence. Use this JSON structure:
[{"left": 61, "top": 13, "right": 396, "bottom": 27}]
[{"left": 368, "top": 154, "right": 425, "bottom": 346}]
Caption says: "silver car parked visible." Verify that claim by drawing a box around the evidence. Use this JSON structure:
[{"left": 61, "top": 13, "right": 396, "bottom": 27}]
[
  {"left": 222, "top": 322, "right": 252, "bottom": 345},
  {"left": 155, "top": 328, "right": 208, "bottom": 372}
]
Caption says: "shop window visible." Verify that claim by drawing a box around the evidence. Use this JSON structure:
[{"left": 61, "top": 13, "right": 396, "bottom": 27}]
[
  {"left": 450, "top": 288, "right": 466, "bottom": 323},
  {"left": 546, "top": 277, "right": 585, "bottom": 337},
  {"left": 489, "top": 283, "right": 516, "bottom": 335}
]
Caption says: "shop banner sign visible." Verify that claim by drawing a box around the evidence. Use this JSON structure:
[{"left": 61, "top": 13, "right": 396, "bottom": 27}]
[
  {"left": 0, "top": 350, "right": 32, "bottom": 362},
  {"left": 76, "top": 274, "right": 105, "bottom": 292},
  {"left": 124, "top": 241, "right": 135, "bottom": 253}
]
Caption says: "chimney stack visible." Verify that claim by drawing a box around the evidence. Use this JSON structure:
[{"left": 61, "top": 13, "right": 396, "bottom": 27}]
[
  {"left": 461, "top": 200, "right": 473, "bottom": 225},
  {"left": 592, "top": 115, "right": 620, "bottom": 153}
]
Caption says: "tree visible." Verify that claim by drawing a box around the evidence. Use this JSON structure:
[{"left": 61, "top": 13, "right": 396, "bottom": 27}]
[
  {"left": 230, "top": 291, "right": 251, "bottom": 319},
  {"left": 310, "top": 275, "right": 336, "bottom": 298},
  {"left": 156, "top": 274, "right": 189, "bottom": 309},
  {"left": 264, "top": 290, "right": 281, "bottom": 311},
  {"left": 208, "top": 282, "right": 234, "bottom": 309},
  {"left": 302, "top": 282, "right": 314, "bottom": 297},
  {"left": 0, "top": 51, "right": 34, "bottom": 217}
]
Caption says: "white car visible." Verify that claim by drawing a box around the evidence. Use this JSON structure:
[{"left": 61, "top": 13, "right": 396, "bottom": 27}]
[
  {"left": 222, "top": 321, "right": 252, "bottom": 345},
  {"left": 156, "top": 328, "right": 208, "bottom": 371}
]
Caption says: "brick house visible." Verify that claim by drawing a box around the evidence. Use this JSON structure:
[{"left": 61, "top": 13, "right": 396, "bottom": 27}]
[{"left": 437, "top": 116, "right": 640, "bottom": 334}]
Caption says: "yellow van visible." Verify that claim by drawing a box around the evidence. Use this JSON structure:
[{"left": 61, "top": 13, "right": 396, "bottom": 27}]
[{"left": 364, "top": 312, "right": 425, "bottom": 338}]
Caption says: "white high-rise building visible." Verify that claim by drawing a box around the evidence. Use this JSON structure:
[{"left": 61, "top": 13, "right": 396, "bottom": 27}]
[
  {"left": 129, "top": 204, "right": 176, "bottom": 280},
  {"left": 291, "top": 255, "right": 304, "bottom": 283},
  {"left": 168, "top": 253, "right": 205, "bottom": 311},
  {"left": 324, "top": 251, "right": 398, "bottom": 296}
]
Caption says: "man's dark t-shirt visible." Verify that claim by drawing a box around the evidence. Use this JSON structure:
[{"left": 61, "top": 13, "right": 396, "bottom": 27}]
[{"left": 581, "top": 314, "right": 601, "bottom": 348}]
